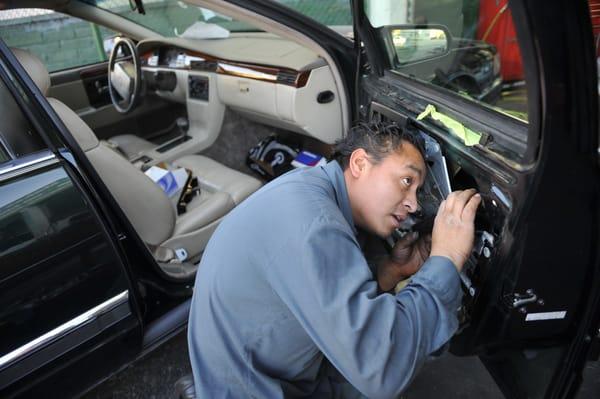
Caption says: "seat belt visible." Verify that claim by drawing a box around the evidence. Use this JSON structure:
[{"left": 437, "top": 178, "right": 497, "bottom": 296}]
[{"left": 153, "top": 245, "right": 188, "bottom": 263}]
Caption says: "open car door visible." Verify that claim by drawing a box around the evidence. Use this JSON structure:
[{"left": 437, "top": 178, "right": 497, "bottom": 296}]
[{"left": 351, "top": 0, "right": 600, "bottom": 397}]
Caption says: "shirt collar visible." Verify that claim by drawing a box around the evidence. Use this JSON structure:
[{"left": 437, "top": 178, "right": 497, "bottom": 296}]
[{"left": 322, "top": 160, "right": 357, "bottom": 234}]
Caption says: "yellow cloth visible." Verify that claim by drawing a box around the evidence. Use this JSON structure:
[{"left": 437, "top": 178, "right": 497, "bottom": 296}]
[{"left": 416, "top": 104, "right": 482, "bottom": 146}]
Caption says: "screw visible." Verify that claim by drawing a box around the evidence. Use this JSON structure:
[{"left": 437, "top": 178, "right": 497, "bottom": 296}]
[
  {"left": 519, "top": 307, "right": 527, "bottom": 314},
  {"left": 483, "top": 247, "right": 491, "bottom": 258},
  {"left": 537, "top": 299, "right": 545, "bottom": 306}
]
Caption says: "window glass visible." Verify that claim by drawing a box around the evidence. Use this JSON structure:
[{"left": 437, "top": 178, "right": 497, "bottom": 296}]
[
  {"left": 271, "top": 0, "right": 352, "bottom": 27},
  {"left": 86, "top": 0, "right": 353, "bottom": 37},
  {"left": 364, "top": 0, "right": 528, "bottom": 123},
  {"left": 0, "top": 144, "right": 10, "bottom": 163},
  {"left": 0, "top": 9, "right": 117, "bottom": 72},
  {"left": 0, "top": 77, "right": 45, "bottom": 160},
  {"left": 264, "top": 0, "right": 352, "bottom": 38},
  {"left": 84, "top": 0, "right": 259, "bottom": 36}
]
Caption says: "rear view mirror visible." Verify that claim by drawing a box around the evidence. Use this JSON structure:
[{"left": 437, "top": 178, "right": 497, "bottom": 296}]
[{"left": 384, "top": 25, "right": 451, "bottom": 65}]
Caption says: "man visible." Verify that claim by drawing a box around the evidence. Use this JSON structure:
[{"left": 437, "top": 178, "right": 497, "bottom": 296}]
[{"left": 188, "top": 122, "right": 481, "bottom": 398}]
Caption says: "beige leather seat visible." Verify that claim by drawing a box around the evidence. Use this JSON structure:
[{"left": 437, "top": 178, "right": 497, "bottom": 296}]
[
  {"left": 107, "top": 133, "right": 156, "bottom": 159},
  {"left": 13, "top": 48, "right": 262, "bottom": 279}
]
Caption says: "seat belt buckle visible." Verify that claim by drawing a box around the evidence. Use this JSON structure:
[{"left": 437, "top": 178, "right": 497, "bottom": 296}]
[{"left": 175, "top": 248, "right": 188, "bottom": 262}]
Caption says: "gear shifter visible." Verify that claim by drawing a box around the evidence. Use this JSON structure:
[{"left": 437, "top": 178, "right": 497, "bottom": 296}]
[{"left": 176, "top": 117, "right": 189, "bottom": 142}]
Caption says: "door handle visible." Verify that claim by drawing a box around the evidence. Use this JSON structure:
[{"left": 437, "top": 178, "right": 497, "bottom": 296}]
[
  {"left": 95, "top": 80, "right": 108, "bottom": 95},
  {"left": 504, "top": 289, "right": 545, "bottom": 314}
]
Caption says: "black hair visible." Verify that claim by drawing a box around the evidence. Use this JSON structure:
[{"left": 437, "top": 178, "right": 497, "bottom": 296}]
[{"left": 333, "top": 121, "right": 425, "bottom": 169}]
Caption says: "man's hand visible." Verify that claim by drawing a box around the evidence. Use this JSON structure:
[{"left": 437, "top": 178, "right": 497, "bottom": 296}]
[
  {"left": 430, "top": 189, "right": 481, "bottom": 271},
  {"left": 377, "top": 232, "right": 431, "bottom": 292}
]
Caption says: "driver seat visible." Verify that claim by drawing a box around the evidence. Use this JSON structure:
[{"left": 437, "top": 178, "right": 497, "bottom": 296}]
[{"left": 13, "top": 48, "right": 262, "bottom": 278}]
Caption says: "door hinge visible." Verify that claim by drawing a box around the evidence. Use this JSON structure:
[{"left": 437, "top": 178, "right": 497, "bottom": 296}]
[{"left": 503, "top": 289, "right": 545, "bottom": 314}]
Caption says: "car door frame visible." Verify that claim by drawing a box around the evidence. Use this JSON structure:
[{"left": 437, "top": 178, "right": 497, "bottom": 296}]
[
  {"left": 349, "top": 0, "right": 600, "bottom": 398},
  {"left": 0, "top": 42, "right": 148, "bottom": 397}
]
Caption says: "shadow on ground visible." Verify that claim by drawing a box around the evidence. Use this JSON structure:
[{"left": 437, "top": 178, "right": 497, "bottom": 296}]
[{"left": 83, "top": 331, "right": 505, "bottom": 399}]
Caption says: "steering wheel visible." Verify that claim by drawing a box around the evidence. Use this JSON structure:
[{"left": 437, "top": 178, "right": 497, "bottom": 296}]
[{"left": 108, "top": 37, "right": 142, "bottom": 114}]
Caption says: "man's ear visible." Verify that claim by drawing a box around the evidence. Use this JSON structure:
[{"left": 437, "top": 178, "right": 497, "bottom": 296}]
[{"left": 348, "top": 148, "right": 369, "bottom": 179}]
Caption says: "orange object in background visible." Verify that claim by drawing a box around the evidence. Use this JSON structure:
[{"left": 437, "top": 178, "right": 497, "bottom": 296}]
[
  {"left": 476, "top": 0, "right": 524, "bottom": 82},
  {"left": 589, "top": 0, "right": 600, "bottom": 54}
]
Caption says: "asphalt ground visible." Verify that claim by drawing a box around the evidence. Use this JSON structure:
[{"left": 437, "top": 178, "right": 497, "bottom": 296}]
[
  {"left": 81, "top": 330, "right": 504, "bottom": 399},
  {"left": 82, "top": 329, "right": 600, "bottom": 399}
]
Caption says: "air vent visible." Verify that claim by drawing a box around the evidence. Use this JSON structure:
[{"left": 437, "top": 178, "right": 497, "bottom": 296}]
[{"left": 276, "top": 71, "right": 297, "bottom": 86}]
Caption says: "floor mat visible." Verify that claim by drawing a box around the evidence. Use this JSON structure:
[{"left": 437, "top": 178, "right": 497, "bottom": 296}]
[{"left": 200, "top": 109, "right": 276, "bottom": 177}]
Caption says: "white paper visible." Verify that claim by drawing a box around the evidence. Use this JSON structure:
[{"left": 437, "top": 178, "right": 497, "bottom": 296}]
[
  {"left": 144, "top": 165, "right": 168, "bottom": 182},
  {"left": 174, "top": 21, "right": 230, "bottom": 40},
  {"left": 200, "top": 8, "right": 217, "bottom": 21},
  {"left": 145, "top": 166, "right": 188, "bottom": 196},
  {"left": 200, "top": 8, "right": 232, "bottom": 21}
]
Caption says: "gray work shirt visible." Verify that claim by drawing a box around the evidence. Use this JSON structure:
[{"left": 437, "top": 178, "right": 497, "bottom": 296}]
[{"left": 188, "top": 160, "right": 462, "bottom": 399}]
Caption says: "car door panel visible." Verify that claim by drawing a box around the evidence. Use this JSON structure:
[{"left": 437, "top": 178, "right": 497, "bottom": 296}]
[
  {"left": 350, "top": 0, "right": 600, "bottom": 397},
  {"left": 48, "top": 62, "right": 178, "bottom": 142},
  {"left": 0, "top": 152, "right": 142, "bottom": 397},
  {"left": 49, "top": 64, "right": 110, "bottom": 111},
  {"left": 367, "top": 83, "right": 589, "bottom": 346}
]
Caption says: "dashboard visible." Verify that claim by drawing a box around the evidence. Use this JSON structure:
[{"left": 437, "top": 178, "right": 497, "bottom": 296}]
[{"left": 137, "top": 36, "right": 344, "bottom": 145}]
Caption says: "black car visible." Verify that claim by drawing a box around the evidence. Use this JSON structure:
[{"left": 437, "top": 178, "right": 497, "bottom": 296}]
[
  {"left": 434, "top": 37, "right": 502, "bottom": 103},
  {"left": 0, "top": 0, "right": 598, "bottom": 398},
  {"left": 390, "top": 28, "right": 502, "bottom": 104}
]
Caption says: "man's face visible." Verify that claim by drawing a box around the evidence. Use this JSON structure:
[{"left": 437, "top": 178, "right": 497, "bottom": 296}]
[{"left": 346, "top": 142, "right": 426, "bottom": 238}]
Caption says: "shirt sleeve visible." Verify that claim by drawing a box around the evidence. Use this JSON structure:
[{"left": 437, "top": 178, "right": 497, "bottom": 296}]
[{"left": 264, "top": 215, "right": 463, "bottom": 399}]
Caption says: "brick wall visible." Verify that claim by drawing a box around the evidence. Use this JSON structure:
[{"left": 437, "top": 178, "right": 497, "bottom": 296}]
[{"left": 0, "top": 11, "right": 116, "bottom": 72}]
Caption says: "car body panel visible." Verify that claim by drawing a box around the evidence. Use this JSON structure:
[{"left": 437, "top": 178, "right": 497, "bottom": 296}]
[{"left": 0, "top": 153, "right": 143, "bottom": 397}]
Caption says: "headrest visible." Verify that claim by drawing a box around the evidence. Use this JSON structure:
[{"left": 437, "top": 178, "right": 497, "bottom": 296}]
[{"left": 11, "top": 48, "right": 50, "bottom": 96}]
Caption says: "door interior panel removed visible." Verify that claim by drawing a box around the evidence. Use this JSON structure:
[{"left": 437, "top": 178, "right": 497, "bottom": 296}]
[{"left": 367, "top": 101, "right": 579, "bottom": 359}]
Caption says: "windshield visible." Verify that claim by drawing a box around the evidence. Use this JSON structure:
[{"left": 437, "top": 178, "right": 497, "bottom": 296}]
[
  {"left": 83, "top": 0, "right": 260, "bottom": 36},
  {"left": 85, "top": 0, "right": 355, "bottom": 38}
]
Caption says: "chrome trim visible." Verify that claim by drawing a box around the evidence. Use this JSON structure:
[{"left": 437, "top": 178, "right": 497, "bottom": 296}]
[
  {"left": 0, "top": 290, "right": 129, "bottom": 369},
  {"left": 0, "top": 134, "right": 16, "bottom": 159},
  {"left": 0, "top": 153, "right": 56, "bottom": 177}
]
